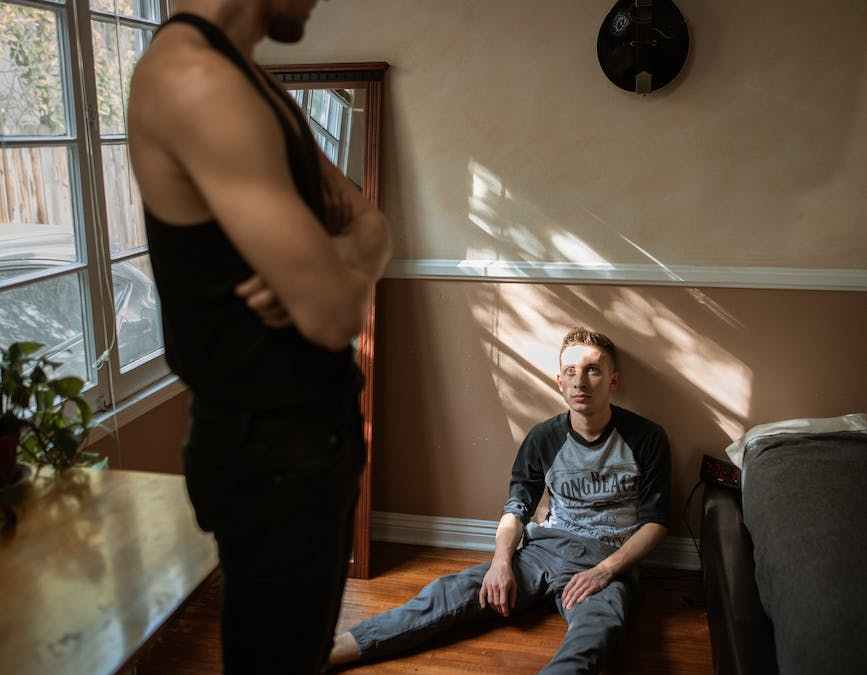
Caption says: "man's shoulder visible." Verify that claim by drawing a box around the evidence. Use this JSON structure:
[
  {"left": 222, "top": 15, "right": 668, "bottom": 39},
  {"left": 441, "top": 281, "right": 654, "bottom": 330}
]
[
  {"left": 131, "top": 38, "right": 252, "bottom": 127},
  {"left": 526, "top": 412, "right": 568, "bottom": 442},
  {"left": 612, "top": 405, "right": 667, "bottom": 440}
]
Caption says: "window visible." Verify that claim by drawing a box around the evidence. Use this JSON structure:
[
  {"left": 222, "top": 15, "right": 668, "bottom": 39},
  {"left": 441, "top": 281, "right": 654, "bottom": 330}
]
[
  {"left": 288, "top": 88, "right": 353, "bottom": 172},
  {"left": 0, "top": 0, "right": 171, "bottom": 409}
]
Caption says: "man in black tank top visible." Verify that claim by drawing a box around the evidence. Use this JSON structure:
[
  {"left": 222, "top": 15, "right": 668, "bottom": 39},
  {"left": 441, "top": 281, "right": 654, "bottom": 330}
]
[{"left": 128, "top": 2, "right": 392, "bottom": 673}]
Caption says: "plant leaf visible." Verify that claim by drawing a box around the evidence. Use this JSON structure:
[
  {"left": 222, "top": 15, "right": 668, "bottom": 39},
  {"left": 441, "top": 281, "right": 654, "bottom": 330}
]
[
  {"left": 50, "top": 377, "right": 85, "bottom": 398},
  {"left": 10, "top": 342, "right": 42, "bottom": 360},
  {"left": 70, "top": 396, "right": 93, "bottom": 426}
]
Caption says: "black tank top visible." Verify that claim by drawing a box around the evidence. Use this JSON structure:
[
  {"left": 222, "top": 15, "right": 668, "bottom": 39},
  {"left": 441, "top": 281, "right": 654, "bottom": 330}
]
[{"left": 144, "top": 13, "right": 361, "bottom": 410}]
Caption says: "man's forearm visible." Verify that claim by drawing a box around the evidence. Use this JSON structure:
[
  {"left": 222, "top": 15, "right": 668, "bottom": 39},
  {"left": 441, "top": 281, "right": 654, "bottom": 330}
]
[
  {"left": 491, "top": 513, "right": 524, "bottom": 566},
  {"left": 597, "top": 522, "right": 667, "bottom": 577}
]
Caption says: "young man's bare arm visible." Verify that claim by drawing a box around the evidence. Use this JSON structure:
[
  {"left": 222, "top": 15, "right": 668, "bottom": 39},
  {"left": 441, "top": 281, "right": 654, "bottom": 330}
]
[
  {"left": 479, "top": 512, "right": 524, "bottom": 617},
  {"left": 131, "top": 56, "right": 372, "bottom": 350}
]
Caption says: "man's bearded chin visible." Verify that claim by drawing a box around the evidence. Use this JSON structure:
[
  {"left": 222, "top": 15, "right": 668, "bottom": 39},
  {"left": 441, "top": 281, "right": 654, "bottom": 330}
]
[{"left": 266, "top": 13, "right": 305, "bottom": 43}]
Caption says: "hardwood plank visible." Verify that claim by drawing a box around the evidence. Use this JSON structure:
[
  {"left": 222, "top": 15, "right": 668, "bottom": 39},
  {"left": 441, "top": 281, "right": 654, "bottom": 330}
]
[{"left": 137, "top": 542, "right": 713, "bottom": 674}]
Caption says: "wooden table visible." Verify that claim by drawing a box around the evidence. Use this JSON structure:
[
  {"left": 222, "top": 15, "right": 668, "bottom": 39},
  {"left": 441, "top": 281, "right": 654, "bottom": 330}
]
[{"left": 0, "top": 469, "right": 218, "bottom": 675}]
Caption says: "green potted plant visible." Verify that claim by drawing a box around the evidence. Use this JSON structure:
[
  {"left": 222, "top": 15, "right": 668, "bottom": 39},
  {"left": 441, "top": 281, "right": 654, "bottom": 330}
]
[{"left": 0, "top": 341, "right": 102, "bottom": 488}]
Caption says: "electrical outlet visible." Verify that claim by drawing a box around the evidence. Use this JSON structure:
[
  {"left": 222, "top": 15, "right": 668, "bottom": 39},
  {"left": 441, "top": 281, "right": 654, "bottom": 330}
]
[{"left": 700, "top": 454, "right": 741, "bottom": 490}]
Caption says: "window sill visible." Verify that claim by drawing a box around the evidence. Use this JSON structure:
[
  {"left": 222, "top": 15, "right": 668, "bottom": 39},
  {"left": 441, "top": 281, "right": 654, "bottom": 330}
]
[{"left": 87, "top": 375, "right": 188, "bottom": 445}]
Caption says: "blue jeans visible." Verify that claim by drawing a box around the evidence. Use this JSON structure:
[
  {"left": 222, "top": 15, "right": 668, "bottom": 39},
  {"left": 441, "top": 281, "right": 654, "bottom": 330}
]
[
  {"left": 350, "top": 523, "right": 637, "bottom": 674},
  {"left": 184, "top": 395, "right": 365, "bottom": 674}
]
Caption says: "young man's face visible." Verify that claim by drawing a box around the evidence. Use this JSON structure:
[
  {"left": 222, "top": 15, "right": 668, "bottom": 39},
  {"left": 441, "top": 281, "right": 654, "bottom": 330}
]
[
  {"left": 556, "top": 345, "right": 619, "bottom": 418},
  {"left": 264, "top": 0, "right": 321, "bottom": 43}
]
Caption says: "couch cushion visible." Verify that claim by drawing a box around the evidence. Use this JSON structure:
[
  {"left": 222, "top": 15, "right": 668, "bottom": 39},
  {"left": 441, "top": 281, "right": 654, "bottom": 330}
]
[{"left": 724, "top": 413, "right": 867, "bottom": 469}]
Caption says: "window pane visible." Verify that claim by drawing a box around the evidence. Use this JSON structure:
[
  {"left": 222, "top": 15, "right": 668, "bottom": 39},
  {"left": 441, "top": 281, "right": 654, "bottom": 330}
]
[
  {"left": 90, "top": 0, "right": 159, "bottom": 22},
  {"left": 102, "top": 143, "right": 145, "bottom": 256},
  {"left": 310, "top": 90, "right": 327, "bottom": 129},
  {"left": 312, "top": 129, "right": 326, "bottom": 151},
  {"left": 322, "top": 139, "right": 338, "bottom": 164},
  {"left": 112, "top": 255, "right": 162, "bottom": 368},
  {"left": 0, "top": 3, "right": 68, "bottom": 136},
  {"left": 287, "top": 89, "right": 304, "bottom": 105},
  {"left": 0, "top": 146, "right": 77, "bottom": 283},
  {"left": 0, "top": 272, "right": 90, "bottom": 382},
  {"left": 91, "top": 19, "right": 154, "bottom": 136},
  {"left": 326, "top": 96, "right": 342, "bottom": 137}
]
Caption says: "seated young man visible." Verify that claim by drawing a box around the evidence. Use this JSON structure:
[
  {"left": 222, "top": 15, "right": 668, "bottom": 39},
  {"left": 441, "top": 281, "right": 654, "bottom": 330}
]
[{"left": 329, "top": 327, "right": 672, "bottom": 674}]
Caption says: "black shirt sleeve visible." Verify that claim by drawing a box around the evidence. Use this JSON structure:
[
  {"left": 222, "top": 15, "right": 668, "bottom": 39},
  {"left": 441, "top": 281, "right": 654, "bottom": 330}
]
[
  {"left": 502, "top": 425, "right": 547, "bottom": 525},
  {"left": 635, "top": 424, "right": 672, "bottom": 528}
]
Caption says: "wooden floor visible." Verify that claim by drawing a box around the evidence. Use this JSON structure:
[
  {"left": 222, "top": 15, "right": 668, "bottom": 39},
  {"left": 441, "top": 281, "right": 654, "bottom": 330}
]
[{"left": 136, "top": 543, "right": 713, "bottom": 674}]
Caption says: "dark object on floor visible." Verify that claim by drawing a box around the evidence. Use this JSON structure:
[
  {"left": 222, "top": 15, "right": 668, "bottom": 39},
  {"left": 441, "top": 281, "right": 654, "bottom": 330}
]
[
  {"left": 702, "top": 431, "right": 867, "bottom": 675},
  {"left": 699, "top": 454, "right": 740, "bottom": 491}
]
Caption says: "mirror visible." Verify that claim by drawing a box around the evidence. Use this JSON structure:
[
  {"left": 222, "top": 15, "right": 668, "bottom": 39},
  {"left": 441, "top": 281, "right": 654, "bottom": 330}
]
[{"left": 263, "top": 62, "right": 389, "bottom": 579}]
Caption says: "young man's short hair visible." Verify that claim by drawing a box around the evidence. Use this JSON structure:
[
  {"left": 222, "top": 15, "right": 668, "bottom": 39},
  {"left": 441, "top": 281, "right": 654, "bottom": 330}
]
[{"left": 559, "top": 327, "right": 619, "bottom": 371}]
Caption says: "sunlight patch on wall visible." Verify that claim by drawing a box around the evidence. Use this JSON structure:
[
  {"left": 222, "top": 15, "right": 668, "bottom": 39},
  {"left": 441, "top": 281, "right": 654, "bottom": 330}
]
[
  {"left": 549, "top": 231, "right": 612, "bottom": 267},
  {"left": 464, "top": 161, "right": 752, "bottom": 437},
  {"left": 467, "top": 159, "right": 611, "bottom": 266},
  {"left": 704, "top": 402, "right": 746, "bottom": 442},
  {"left": 603, "top": 289, "right": 658, "bottom": 338},
  {"left": 603, "top": 288, "right": 752, "bottom": 419},
  {"left": 468, "top": 283, "right": 569, "bottom": 443},
  {"left": 620, "top": 234, "right": 746, "bottom": 329}
]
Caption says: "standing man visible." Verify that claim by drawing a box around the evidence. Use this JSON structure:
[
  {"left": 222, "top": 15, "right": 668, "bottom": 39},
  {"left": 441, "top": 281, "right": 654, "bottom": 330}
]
[
  {"left": 329, "top": 328, "right": 671, "bottom": 674},
  {"left": 128, "top": 1, "right": 392, "bottom": 672}
]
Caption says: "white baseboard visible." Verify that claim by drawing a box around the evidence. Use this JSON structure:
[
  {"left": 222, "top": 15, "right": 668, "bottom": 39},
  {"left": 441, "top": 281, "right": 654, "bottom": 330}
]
[
  {"left": 372, "top": 511, "right": 701, "bottom": 571},
  {"left": 385, "top": 258, "right": 867, "bottom": 292}
]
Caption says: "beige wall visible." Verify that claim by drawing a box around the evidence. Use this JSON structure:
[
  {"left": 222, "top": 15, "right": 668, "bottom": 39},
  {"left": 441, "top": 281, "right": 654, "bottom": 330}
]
[
  {"left": 257, "top": 0, "right": 867, "bottom": 269},
  {"left": 373, "top": 281, "right": 867, "bottom": 534}
]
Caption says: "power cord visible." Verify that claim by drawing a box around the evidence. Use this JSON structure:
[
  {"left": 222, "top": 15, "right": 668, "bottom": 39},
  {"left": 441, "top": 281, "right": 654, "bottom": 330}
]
[{"left": 682, "top": 479, "right": 704, "bottom": 563}]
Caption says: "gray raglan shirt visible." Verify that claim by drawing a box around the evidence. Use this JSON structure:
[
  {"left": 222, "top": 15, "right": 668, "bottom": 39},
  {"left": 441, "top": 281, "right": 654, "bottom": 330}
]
[{"left": 503, "top": 405, "right": 671, "bottom": 547}]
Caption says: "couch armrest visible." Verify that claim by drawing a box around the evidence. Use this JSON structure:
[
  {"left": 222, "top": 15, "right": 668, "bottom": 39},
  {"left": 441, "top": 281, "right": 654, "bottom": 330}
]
[{"left": 701, "top": 483, "right": 778, "bottom": 675}]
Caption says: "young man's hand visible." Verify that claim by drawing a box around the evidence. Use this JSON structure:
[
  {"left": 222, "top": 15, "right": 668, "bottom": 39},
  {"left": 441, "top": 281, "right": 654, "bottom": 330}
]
[
  {"left": 479, "top": 560, "right": 517, "bottom": 617},
  {"left": 561, "top": 565, "right": 614, "bottom": 610},
  {"left": 234, "top": 275, "right": 292, "bottom": 328}
]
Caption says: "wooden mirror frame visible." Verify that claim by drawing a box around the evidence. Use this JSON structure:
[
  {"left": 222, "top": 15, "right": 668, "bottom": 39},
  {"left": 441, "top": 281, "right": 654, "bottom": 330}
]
[{"left": 263, "top": 62, "right": 389, "bottom": 579}]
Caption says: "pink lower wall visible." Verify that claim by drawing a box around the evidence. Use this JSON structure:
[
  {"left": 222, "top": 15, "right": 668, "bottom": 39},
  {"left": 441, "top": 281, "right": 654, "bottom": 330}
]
[
  {"left": 97, "top": 281, "right": 866, "bottom": 538},
  {"left": 372, "top": 280, "right": 867, "bottom": 535},
  {"left": 87, "top": 390, "right": 192, "bottom": 475}
]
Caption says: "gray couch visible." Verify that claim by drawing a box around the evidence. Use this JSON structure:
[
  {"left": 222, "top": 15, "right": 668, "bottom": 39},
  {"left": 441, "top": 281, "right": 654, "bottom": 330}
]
[{"left": 702, "top": 431, "right": 867, "bottom": 675}]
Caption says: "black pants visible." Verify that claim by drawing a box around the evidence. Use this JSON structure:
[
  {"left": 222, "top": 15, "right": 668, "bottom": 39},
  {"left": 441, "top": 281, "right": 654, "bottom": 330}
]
[{"left": 184, "top": 395, "right": 365, "bottom": 674}]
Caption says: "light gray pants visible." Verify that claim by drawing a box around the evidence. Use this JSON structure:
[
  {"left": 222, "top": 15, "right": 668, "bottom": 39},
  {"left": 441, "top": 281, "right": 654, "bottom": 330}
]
[{"left": 350, "top": 524, "right": 637, "bottom": 674}]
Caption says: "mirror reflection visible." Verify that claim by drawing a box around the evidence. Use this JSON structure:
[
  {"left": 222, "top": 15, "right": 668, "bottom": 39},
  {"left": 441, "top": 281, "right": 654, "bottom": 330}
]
[{"left": 284, "top": 86, "right": 367, "bottom": 189}]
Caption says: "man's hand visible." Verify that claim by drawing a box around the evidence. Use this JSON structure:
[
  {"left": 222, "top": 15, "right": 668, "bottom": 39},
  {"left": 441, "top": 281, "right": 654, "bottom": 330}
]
[
  {"left": 479, "top": 560, "right": 517, "bottom": 617},
  {"left": 234, "top": 275, "right": 292, "bottom": 328},
  {"left": 561, "top": 565, "right": 614, "bottom": 610}
]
